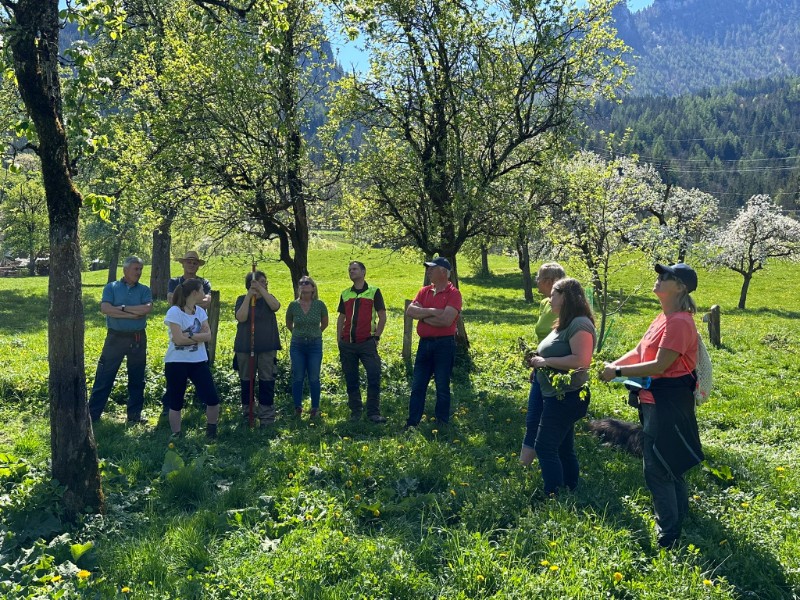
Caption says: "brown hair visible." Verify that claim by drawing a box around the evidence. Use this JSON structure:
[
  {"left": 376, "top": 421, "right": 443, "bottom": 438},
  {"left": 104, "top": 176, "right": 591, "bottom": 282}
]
[
  {"left": 552, "top": 278, "right": 594, "bottom": 331},
  {"left": 171, "top": 278, "right": 203, "bottom": 309}
]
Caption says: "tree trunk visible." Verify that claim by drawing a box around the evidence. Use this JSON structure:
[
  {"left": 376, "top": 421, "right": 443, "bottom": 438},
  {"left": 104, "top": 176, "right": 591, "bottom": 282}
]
[
  {"left": 738, "top": 272, "right": 752, "bottom": 309},
  {"left": 150, "top": 215, "right": 173, "bottom": 300},
  {"left": 479, "top": 244, "right": 490, "bottom": 277},
  {"left": 27, "top": 236, "right": 36, "bottom": 276},
  {"left": 106, "top": 236, "right": 122, "bottom": 283},
  {"left": 446, "top": 253, "right": 470, "bottom": 349},
  {"left": 8, "top": 0, "right": 102, "bottom": 517},
  {"left": 517, "top": 241, "right": 533, "bottom": 303}
]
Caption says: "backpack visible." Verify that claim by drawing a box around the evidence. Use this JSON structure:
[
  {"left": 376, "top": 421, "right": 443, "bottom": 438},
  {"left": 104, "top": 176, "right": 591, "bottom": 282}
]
[{"left": 692, "top": 334, "right": 713, "bottom": 406}]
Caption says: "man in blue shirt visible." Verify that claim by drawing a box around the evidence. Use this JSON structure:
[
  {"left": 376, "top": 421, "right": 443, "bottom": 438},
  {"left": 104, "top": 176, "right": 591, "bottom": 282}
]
[{"left": 89, "top": 256, "right": 153, "bottom": 424}]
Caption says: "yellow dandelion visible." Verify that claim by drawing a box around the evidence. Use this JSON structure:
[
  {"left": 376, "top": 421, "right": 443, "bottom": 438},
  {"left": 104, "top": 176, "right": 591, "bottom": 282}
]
[
  {"left": 168, "top": 442, "right": 175, "bottom": 449},
  {"left": 476, "top": 574, "right": 485, "bottom": 583},
  {"left": 549, "top": 565, "right": 559, "bottom": 572},
  {"left": 498, "top": 553, "right": 508, "bottom": 558},
  {"left": 346, "top": 480, "right": 353, "bottom": 487},
  {"left": 450, "top": 489, "right": 456, "bottom": 496},
  {"left": 432, "top": 429, "right": 439, "bottom": 435},
  {"left": 334, "top": 511, "right": 341, "bottom": 518},
  {"left": 460, "top": 482, "right": 469, "bottom": 487},
  {"left": 703, "top": 579, "right": 713, "bottom": 586},
  {"left": 540, "top": 559, "right": 549, "bottom": 566},
  {"left": 549, "top": 541, "right": 557, "bottom": 547},
  {"left": 613, "top": 572, "right": 623, "bottom": 583},
  {"left": 343, "top": 536, "right": 350, "bottom": 543},
  {"left": 372, "top": 509, "right": 380, "bottom": 517},
  {"left": 741, "top": 502, "right": 750, "bottom": 508},
  {"left": 288, "top": 472, "right": 294, "bottom": 479},
  {"left": 77, "top": 570, "right": 91, "bottom": 580},
  {"left": 122, "top": 587, "right": 131, "bottom": 593},
  {"left": 355, "top": 494, "right": 361, "bottom": 501},
  {"left": 305, "top": 513, "right": 313, "bottom": 521},
  {"left": 776, "top": 466, "right": 786, "bottom": 472},
  {"left": 343, "top": 436, "right": 351, "bottom": 441},
  {"left": 693, "top": 495, "right": 701, "bottom": 501},
  {"left": 362, "top": 445, "right": 369, "bottom": 451},
  {"left": 51, "top": 575, "right": 62, "bottom": 583}
]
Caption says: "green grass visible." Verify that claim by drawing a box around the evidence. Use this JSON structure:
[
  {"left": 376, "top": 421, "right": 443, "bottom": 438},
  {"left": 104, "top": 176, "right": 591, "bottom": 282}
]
[{"left": 1, "top": 238, "right": 799, "bottom": 598}]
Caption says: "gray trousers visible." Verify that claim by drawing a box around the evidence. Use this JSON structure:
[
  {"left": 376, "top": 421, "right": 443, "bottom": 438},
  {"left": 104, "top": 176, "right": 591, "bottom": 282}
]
[{"left": 338, "top": 339, "right": 381, "bottom": 416}]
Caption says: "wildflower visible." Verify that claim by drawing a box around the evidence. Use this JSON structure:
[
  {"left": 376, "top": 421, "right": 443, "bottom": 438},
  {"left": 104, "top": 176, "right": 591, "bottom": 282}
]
[
  {"left": 343, "top": 537, "right": 350, "bottom": 543},
  {"left": 432, "top": 429, "right": 439, "bottom": 435},
  {"left": 51, "top": 575, "right": 62, "bottom": 583},
  {"left": 741, "top": 502, "right": 749, "bottom": 508},
  {"left": 450, "top": 489, "right": 456, "bottom": 496},
  {"left": 168, "top": 443, "right": 175, "bottom": 450},
  {"left": 305, "top": 513, "right": 313, "bottom": 521},
  {"left": 776, "top": 466, "right": 786, "bottom": 472},
  {"left": 355, "top": 494, "right": 361, "bottom": 501},
  {"left": 346, "top": 480, "right": 353, "bottom": 487},
  {"left": 343, "top": 436, "right": 351, "bottom": 441},
  {"left": 540, "top": 559, "right": 549, "bottom": 566},
  {"left": 693, "top": 494, "right": 701, "bottom": 501},
  {"left": 549, "top": 541, "right": 557, "bottom": 547},
  {"left": 476, "top": 574, "right": 485, "bottom": 583},
  {"left": 372, "top": 509, "right": 380, "bottom": 517},
  {"left": 288, "top": 472, "right": 294, "bottom": 479},
  {"left": 703, "top": 579, "right": 713, "bottom": 586},
  {"left": 549, "top": 565, "right": 559, "bottom": 572},
  {"left": 362, "top": 445, "right": 369, "bottom": 452},
  {"left": 613, "top": 572, "right": 623, "bottom": 583},
  {"left": 498, "top": 552, "right": 508, "bottom": 558},
  {"left": 122, "top": 587, "right": 131, "bottom": 593},
  {"left": 77, "top": 570, "right": 91, "bottom": 579}
]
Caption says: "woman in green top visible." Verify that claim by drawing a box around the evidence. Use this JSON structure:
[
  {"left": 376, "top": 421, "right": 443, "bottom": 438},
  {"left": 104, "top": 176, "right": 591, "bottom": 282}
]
[
  {"left": 521, "top": 263, "right": 566, "bottom": 466},
  {"left": 286, "top": 275, "right": 329, "bottom": 418},
  {"left": 527, "top": 278, "right": 596, "bottom": 496}
]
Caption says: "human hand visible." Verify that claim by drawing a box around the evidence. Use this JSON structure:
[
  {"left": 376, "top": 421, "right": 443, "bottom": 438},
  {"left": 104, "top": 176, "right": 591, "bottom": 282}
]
[{"left": 600, "top": 363, "right": 616, "bottom": 382}]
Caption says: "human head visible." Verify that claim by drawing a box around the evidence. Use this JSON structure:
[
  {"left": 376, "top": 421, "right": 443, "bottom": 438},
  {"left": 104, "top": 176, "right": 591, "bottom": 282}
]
[
  {"left": 424, "top": 257, "right": 451, "bottom": 282},
  {"left": 297, "top": 275, "right": 319, "bottom": 301},
  {"left": 177, "top": 250, "right": 205, "bottom": 277},
  {"left": 245, "top": 270, "right": 267, "bottom": 290},
  {"left": 122, "top": 256, "right": 144, "bottom": 284},
  {"left": 551, "top": 277, "right": 594, "bottom": 331},
  {"left": 535, "top": 262, "right": 566, "bottom": 297},
  {"left": 171, "top": 278, "right": 203, "bottom": 308},
  {"left": 654, "top": 263, "right": 697, "bottom": 313},
  {"left": 348, "top": 261, "right": 366, "bottom": 282}
]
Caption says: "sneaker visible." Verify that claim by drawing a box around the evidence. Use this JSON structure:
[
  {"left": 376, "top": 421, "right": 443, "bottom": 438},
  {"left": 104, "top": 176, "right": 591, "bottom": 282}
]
[
  {"left": 169, "top": 431, "right": 182, "bottom": 440},
  {"left": 309, "top": 408, "right": 320, "bottom": 420},
  {"left": 368, "top": 414, "right": 387, "bottom": 424},
  {"left": 350, "top": 411, "right": 362, "bottom": 422},
  {"left": 127, "top": 414, "right": 148, "bottom": 425}
]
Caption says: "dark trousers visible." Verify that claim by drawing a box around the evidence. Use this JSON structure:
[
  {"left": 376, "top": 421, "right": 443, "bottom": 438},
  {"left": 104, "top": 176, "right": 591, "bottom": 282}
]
[
  {"left": 641, "top": 403, "right": 689, "bottom": 546},
  {"left": 523, "top": 377, "right": 544, "bottom": 449},
  {"left": 534, "top": 389, "right": 590, "bottom": 495},
  {"left": 89, "top": 330, "right": 147, "bottom": 422},
  {"left": 339, "top": 338, "right": 382, "bottom": 416},
  {"left": 164, "top": 361, "right": 220, "bottom": 411},
  {"left": 406, "top": 336, "right": 456, "bottom": 426}
]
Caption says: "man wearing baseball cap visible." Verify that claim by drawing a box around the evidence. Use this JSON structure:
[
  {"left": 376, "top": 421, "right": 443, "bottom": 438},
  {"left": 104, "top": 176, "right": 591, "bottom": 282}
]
[
  {"left": 404, "top": 256, "right": 463, "bottom": 428},
  {"left": 168, "top": 250, "right": 212, "bottom": 310}
]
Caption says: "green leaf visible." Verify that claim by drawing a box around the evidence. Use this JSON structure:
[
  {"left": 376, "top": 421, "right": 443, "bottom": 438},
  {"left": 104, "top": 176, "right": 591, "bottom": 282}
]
[
  {"left": 161, "top": 449, "right": 185, "bottom": 477},
  {"left": 70, "top": 541, "right": 94, "bottom": 563}
]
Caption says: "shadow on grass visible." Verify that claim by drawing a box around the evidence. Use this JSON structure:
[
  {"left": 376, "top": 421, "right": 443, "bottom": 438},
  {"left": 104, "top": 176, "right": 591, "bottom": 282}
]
[
  {"left": 461, "top": 272, "right": 524, "bottom": 292},
  {"left": 0, "top": 290, "right": 49, "bottom": 335}
]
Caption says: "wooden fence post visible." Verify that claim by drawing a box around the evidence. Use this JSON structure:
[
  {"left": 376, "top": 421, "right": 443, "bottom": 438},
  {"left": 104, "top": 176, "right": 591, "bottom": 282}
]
[
  {"left": 705, "top": 304, "right": 721, "bottom": 348},
  {"left": 402, "top": 299, "right": 413, "bottom": 363},
  {"left": 207, "top": 290, "right": 221, "bottom": 366}
]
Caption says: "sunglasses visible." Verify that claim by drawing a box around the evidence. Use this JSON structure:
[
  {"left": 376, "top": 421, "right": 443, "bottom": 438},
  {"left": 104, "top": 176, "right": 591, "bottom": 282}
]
[
  {"left": 299, "top": 281, "right": 314, "bottom": 286},
  {"left": 658, "top": 272, "right": 679, "bottom": 282}
]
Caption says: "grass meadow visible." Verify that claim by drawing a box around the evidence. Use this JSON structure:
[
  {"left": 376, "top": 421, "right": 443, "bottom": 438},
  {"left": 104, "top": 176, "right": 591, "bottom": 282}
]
[{"left": 1, "top": 234, "right": 800, "bottom": 599}]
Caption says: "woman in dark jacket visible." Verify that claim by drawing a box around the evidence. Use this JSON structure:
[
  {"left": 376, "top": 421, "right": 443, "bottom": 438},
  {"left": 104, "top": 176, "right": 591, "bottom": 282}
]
[
  {"left": 601, "top": 263, "right": 703, "bottom": 549},
  {"left": 234, "top": 270, "right": 281, "bottom": 426}
]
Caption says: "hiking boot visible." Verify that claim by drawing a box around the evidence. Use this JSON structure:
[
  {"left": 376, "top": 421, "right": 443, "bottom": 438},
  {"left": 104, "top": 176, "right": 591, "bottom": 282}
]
[
  {"left": 350, "top": 411, "right": 362, "bottom": 422},
  {"left": 127, "top": 414, "right": 148, "bottom": 425},
  {"left": 309, "top": 408, "right": 320, "bottom": 420},
  {"left": 257, "top": 404, "right": 276, "bottom": 427},
  {"left": 368, "top": 414, "right": 387, "bottom": 424},
  {"left": 294, "top": 407, "right": 303, "bottom": 418}
]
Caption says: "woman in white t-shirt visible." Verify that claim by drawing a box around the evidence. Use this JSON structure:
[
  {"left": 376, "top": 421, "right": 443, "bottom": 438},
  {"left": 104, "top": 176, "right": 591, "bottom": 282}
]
[{"left": 164, "top": 278, "right": 220, "bottom": 438}]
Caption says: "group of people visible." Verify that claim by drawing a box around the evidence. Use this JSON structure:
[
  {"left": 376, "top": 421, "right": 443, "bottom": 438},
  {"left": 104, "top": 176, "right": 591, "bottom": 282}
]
[
  {"left": 522, "top": 260, "right": 704, "bottom": 548},
  {"left": 88, "top": 252, "right": 462, "bottom": 439},
  {"left": 87, "top": 249, "right": 703, "bottom": 547}
]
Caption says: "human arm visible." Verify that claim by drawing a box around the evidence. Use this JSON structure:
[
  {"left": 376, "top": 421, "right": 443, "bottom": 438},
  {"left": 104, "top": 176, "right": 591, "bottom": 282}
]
[
  {"left": 285, "top": 303, "right": 294, "bottom": 332},
  {"left": 251, "top": 278, "right": 280, "bottom": 311},
  {"left": 100, "top": 302, "right": 151, "bottom": 319},
  {"left": 168, "top": 319, "right": 212, "bottom": 346},
  {"left": 320, "top": 302, "right": 329, "bottom": 333},
  {"left": 336, "top": 313, "right": 345, "bottom": 339},
  {"left": 420, "top": 306, "right": 458, "bottom": 328},
  {"left": 374, "top": 309, "right": 387, "bottom": 339},
  {"left": 529, "top": 330, "right": 594, "bottom": 371},
  {"left": 601, "top": 348, "right": 681, "bottom": 381}
]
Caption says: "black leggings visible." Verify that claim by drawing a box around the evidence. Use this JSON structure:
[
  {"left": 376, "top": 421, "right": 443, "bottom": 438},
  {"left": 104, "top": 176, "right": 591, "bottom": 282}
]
[{"left": 164, "top": 361, "right": 220, "bottom": 410}]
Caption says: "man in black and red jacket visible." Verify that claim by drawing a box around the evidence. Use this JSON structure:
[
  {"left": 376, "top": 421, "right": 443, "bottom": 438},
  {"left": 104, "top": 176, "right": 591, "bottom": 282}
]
[{"left": 337, "top": 261, "right": 387, "bottom": 423}]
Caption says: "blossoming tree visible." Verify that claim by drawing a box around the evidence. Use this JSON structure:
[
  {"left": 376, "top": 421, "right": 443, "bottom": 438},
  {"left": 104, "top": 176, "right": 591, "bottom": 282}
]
[{"left": 712, "top": 194, "right": 800, "bottom": 309}]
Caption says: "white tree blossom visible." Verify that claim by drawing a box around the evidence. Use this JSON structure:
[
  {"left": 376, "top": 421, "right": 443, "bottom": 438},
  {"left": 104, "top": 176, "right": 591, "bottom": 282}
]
[{"left": 712, "top": 194, "right": 800, "bottom": 309}]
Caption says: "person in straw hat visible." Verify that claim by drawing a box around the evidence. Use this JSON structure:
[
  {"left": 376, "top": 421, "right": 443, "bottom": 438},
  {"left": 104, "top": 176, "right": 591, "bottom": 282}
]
[{"left": 168, "top": 250, "right": 212, "bottom": 310}]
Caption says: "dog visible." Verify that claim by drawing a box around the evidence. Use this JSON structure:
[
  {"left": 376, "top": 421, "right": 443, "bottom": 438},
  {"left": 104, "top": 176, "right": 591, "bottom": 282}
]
[{"left": 588, "top": 418, "right": 643, "bottom": 457}]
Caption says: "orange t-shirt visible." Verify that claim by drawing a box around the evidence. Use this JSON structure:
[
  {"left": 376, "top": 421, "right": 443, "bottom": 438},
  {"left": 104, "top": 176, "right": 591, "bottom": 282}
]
[{"left": 635, "top": 312, "right": 698, "bottom": 404}]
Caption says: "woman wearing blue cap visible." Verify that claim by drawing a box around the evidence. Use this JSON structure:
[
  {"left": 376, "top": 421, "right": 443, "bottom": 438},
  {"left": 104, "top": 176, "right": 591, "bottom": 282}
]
[{"left": 601, "top": 263, "right": 704, "bottom": 549}]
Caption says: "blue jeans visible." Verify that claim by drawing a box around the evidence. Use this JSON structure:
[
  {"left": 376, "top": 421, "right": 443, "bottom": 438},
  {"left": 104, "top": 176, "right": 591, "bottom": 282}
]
[
  {"left": 290, "top": 336, "right": 323, "bottom": 409},
  {"left": 641, "top": 403, "right": 688, "bottom": 546},
  {"left": 89, "top": 329, "right": 147, "bottom": 422},
  {"left": 522, "top": 377, "right": 543, "bottom": 449},
  {"left": 406, "top": 336, "right": 456, "bottom": 426},
  {"left": 534, "top": 389, "right": 590, "bottom": 495}
]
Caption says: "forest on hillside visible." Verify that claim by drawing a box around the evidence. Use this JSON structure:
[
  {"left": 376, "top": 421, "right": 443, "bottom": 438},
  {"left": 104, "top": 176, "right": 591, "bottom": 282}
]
[{"left": 582, "top": 77, "right": 800, "bottom": 216}]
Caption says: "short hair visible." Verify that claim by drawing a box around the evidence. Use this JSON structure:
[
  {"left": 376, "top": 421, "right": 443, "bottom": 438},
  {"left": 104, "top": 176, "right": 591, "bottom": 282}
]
[
  {"left": 245, "top": 270, "right": 267, "bottom": 290},
  {"left": 537, "top": 262, "right": 566, "bottom": 281},
  {"left": 123, "top": 256, "right": 143, "bottom": 268},
  {"left": 551, "top": 278, "right": 594, "bottom": 331},
  {"left": 350, "top": 261, "right": 366, "bottom": 274}
]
